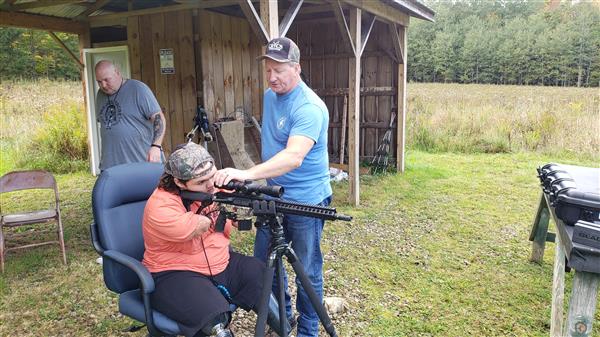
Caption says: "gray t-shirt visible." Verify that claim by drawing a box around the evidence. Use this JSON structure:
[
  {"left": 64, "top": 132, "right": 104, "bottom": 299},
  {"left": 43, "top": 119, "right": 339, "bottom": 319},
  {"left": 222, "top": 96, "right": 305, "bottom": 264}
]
[{"left": 95, "top": 79, "right": 161, "bottom": 170}]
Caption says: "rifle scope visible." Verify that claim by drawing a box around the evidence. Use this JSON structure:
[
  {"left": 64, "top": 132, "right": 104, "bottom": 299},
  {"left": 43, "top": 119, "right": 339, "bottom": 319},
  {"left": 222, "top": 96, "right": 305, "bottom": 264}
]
[{"left": 217, "top": 180, "right": 283, "bottom": 198}]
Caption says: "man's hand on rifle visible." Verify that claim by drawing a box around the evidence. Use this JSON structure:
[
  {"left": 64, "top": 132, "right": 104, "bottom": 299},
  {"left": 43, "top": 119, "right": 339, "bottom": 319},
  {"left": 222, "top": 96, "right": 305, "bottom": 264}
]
[{"left": 215, "top": 168, "right": 254, "bottom": 187}]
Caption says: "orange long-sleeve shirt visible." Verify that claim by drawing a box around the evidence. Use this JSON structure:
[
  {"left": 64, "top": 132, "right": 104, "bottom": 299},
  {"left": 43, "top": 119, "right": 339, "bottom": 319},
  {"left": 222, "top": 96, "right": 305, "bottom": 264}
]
[{"left": 142, "top": 188, "right": 232, "bottom": 275}]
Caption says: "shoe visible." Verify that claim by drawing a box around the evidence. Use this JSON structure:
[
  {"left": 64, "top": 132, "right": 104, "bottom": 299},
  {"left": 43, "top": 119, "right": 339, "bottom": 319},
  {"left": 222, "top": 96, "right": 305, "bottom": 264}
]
[
  {"left": 266, "top": 316, "right": 297, "bottom": 337},
  {"left": 96, "top": 257, "right": 103, "bottom": 265}
]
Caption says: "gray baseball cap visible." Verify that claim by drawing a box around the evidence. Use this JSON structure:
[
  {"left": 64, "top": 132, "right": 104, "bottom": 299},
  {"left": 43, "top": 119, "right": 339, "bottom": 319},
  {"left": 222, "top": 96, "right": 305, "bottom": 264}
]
[
  {"left": 164, "top": 143, "right": 214, "bottom": 180},
  {"left": 258, "top": 37, "right": 300, "bottom": 63}
]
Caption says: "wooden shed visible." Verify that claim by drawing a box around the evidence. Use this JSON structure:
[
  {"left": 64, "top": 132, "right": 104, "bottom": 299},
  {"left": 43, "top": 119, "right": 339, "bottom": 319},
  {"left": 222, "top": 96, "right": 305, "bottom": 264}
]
[{"left": 0, "top": 0, "right": 434, "bottom": 205}]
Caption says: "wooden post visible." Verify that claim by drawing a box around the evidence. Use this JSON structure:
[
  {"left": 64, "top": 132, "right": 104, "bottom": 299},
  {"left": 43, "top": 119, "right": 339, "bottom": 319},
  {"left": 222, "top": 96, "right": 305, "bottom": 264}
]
[
  {"left": 564, "top": 271, "right": 599, "bottom": 337},
  {"left": 78, "top": 26, "right": 92, "bottom": 172},
  {"left": 396, "top": 24, "right": 408, "bottom": 173},
  {"left": 260, "top": 0, "right": 279, "bottom": 39},
  {"left": 530, "top": 192, "right": 551, "bottom": 263},
  {"left": 348, "top": 7, "right": 361, "bottom": 206},
  {"left": 259, "top": 0, "right": 279, "bottom": 114},
  {"left": 551, "top": 232, "right": 565, "bottom": 337}
]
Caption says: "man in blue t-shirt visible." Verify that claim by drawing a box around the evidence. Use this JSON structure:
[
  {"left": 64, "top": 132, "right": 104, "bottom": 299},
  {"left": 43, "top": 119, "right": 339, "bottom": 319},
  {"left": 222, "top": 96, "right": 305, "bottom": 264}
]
[{"left": 214, "top": 37, "right": 332, "bottom": 337}]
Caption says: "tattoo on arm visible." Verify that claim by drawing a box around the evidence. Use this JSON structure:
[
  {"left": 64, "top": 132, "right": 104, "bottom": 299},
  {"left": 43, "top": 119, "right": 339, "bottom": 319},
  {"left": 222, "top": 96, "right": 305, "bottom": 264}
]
[{"left": 152, "top": 114, "right": 164, "bottom": 144}]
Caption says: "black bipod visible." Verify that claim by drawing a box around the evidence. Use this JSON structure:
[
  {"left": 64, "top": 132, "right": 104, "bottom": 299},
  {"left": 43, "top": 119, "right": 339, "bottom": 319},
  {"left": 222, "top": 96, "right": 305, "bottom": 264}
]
[{"left": 252, "top": 200, "right": 338, "bottom": 337}]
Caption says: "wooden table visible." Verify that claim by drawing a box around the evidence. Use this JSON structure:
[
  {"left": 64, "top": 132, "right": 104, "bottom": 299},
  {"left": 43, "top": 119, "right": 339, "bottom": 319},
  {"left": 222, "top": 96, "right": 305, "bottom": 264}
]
[{"left": 530, "top": 192, "right": 600, "bottom": 337}]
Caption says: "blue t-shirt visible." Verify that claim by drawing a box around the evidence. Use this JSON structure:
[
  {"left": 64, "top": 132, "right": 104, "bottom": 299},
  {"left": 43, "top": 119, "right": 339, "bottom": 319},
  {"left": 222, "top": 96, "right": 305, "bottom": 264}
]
[{"left": 261, "top": 81, "right": 332, "bottom": 204}]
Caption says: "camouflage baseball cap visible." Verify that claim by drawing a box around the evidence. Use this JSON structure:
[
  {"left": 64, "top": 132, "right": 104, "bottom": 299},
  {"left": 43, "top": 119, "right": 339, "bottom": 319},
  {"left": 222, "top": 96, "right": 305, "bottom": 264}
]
[
  {"left": 164, "top": 143, "right": 214, "bottom": 180},
  {"left": 258, "top": 37, "right": 300, "bottom": 63}
]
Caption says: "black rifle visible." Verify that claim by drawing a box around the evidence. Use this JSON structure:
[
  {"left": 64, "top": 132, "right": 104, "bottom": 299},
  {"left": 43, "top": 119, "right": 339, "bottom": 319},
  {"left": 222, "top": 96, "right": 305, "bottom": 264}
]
[{"left": 180, "top": 181, "right": 352, "bottom": 224}]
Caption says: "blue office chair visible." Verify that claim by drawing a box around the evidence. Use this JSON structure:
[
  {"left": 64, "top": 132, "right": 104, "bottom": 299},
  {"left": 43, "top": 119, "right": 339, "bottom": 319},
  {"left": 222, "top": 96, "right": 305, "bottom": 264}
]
[{"left": 90, "top": 162, "right": 181, "bottom": 337}]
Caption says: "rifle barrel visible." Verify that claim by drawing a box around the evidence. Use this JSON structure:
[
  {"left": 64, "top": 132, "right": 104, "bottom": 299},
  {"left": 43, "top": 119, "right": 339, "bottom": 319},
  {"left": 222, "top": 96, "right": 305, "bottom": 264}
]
[{"left": 213, "top": 192, "right": 352, "bottom": 222}]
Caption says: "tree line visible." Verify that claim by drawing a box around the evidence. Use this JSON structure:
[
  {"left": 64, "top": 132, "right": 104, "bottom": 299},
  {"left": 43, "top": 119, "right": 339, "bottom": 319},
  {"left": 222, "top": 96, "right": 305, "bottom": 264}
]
[{"left": 408, "top": 0, "right": 600, "bottom": 87}]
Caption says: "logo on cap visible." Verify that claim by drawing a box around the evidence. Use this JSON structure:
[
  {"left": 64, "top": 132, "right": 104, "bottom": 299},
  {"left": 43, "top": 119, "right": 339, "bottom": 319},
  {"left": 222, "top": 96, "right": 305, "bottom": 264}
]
[{"left": 269, "top": 41, "right": 284, "bottom": 51}]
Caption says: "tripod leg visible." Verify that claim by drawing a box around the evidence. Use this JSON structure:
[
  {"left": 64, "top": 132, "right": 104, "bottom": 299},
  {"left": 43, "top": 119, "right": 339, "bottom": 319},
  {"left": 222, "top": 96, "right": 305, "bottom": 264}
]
[
  {"left": 266, "top": 292, "right": 291, "bottom": 337},
  {"left": 255, "top": 258, "right": 275, "bottom": 337},
  {"left": 276, "top": 256, "right": 288, "bottom": 337},
  {"left": 289, "top": 259, "right": 338, "bottom": 337}
]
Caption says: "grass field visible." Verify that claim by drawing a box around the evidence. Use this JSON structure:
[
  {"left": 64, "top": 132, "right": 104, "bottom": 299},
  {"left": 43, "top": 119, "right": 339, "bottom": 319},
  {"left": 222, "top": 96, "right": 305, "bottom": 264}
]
[
  {"left": 0, "top": 151, "right": 598, "bottom": 336},
  {"left": 0, "top": 81, "right": 599, "bottom": 336},
  {"left": 407, "top": 83, "right": 599, "bottom": 159}
]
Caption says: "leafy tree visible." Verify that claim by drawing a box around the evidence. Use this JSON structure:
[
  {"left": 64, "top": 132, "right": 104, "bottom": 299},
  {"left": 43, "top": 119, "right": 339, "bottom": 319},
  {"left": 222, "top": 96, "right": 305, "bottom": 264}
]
[
  {"left": 408, "top": 0, "right": 599, "bottom": 87},
  {"left": 0, "top": 27, "right": 80, "bottom": 80}
]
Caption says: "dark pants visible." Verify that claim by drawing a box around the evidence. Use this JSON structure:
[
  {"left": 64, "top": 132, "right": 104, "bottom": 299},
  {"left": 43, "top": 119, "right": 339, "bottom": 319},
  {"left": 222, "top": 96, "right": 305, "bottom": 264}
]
[{"left": 151, "top": 252, "right": 265, "bottom": 337}]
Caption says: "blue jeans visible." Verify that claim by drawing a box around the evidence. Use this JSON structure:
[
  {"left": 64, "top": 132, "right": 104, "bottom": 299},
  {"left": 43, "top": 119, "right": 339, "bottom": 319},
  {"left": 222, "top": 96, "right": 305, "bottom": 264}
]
[{"left": 254, "top": 196, "right": 331, "bottom": 337}]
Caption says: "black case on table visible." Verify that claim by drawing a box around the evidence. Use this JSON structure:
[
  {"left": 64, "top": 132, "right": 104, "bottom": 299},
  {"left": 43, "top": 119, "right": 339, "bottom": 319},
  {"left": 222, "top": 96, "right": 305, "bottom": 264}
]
[
  {"left": 537, "top": 163, "right": 600, "bottom": 226},
  {"left": 537, "top": 163, "right": 600, "bottom": 273}
]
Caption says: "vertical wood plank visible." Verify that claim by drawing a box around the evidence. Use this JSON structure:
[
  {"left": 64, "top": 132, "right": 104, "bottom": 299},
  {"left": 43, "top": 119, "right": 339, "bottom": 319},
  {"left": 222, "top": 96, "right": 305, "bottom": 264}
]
[
  {"left": 199, "top": 10, "right": 215, "bottom": 121},
  {"left": 179, "top": 9, "right": 198, "bottom": 141},
  {"left": 564, "top": 272, "right": 599, "bottom": 337},
  {"left": 78, "top": 28, "right": 92, "bottom": 173},
  {"left": 260, "top": 0, "right": 279, "bottom": 38},
  {"left": 297, "top": 22, "right": 311, "bottom": 89},
  {"left": 231, "top": 18, "right": 244, "bottom": 115},
  {"left": 127, "top": 16, "right": 141, "bottom": 80},
  {"left": 340, "top": 95, "right": 348, "bottom": 165},
  {"left": 336, "top": 23, "right": 349, "bottom": 164},
  {"left": 193, "top": 9, "right": 203, "bottom": 107},
  {"left": 259, "top": 0, "right": 278, "bottom": 97},
  {"left": 240, "top": 19, "right": 253, "bottom": 118},
  {"left": 396, "top": 24, "right": 407, "bottom": 172},
  {"left": 139, "top": 14, "right": 156, "bottom": 93},
  {"left": 376, "top": 22, "right": 393, "bottom": 162},
  {"left": 530, "top": 193, "right": 551, "bottom": 263},
  {"left": 309, "top": 22, "right": 325, "bottom": 90},
  {"left": 551, "top": 232, "right": 565, "bottom": 337},
  {"left": 348, "top": 7, "right": 361, "bottom": 206},
  {"left": 165, "top": 11, "right": 184, "bottom": 147},
  {"left": 362, "top": 22, "right": 378, "bottom": 159},
  {"left": 150, "top": 12, "right": 172, "bottom": 152},
  {"left": 211, "top": 12, "right": 225, "bottom": 119},
  {"left": 250, "top": 33, "right": 262, "bottom": 122},
  {"left": 222, "top": 14, "right": 235, "bottom": 117},
  {"left": 323, "top": 22, "right": 337, "bottom": 158}
]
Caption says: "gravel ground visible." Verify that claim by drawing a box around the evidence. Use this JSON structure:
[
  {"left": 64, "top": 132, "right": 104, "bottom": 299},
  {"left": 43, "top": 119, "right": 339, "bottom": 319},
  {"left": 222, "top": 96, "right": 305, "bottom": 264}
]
[{"left": 228, "top": 265, "right": 354, "bottom": 337}]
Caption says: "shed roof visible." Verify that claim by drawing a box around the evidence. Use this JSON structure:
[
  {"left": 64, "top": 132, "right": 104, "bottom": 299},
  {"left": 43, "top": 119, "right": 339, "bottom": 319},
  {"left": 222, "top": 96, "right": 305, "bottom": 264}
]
[{"left": 1, "top": 0, "right": 435, "bottom": 30}]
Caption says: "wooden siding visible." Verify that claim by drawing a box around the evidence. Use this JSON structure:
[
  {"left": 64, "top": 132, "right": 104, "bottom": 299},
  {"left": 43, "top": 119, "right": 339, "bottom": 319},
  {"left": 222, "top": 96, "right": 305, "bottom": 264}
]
[
  {"left": 127, "top": 9, "right": 197, "bottom": 154},
  {"left": 198, "top": 10, "right": 263, "bottom": 123},
  {"left": 288, "top": 20, "right": 398, "bottom": 163}
]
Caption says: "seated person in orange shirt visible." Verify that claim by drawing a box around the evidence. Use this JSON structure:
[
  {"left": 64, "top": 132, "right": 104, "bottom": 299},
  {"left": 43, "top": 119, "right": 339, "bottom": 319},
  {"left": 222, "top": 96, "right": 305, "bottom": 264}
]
[{"left": 142, "top": 143, "right": 283, "bottom": 337}]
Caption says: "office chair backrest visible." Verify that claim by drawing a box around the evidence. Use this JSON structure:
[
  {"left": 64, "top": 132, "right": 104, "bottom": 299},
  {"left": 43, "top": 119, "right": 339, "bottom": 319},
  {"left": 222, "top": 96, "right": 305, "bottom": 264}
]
[{"left": 92, "top": 162, "right": 163, "bottom": 293}]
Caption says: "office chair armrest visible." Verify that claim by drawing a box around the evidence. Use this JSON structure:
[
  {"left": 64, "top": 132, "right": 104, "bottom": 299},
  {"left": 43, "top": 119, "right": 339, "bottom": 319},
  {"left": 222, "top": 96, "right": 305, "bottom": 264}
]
[
  {"left": 90, "top": 222, "right": 104, "bottom": 255},
  {"left": 103, "top": 250, "right": 155, "bottom": 293}
]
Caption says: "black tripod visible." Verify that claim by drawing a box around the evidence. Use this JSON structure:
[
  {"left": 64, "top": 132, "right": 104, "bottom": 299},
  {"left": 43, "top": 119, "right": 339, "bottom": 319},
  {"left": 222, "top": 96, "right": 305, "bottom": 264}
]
[{"left": 253, "top": 200, "right": 338, "bottom": 337}]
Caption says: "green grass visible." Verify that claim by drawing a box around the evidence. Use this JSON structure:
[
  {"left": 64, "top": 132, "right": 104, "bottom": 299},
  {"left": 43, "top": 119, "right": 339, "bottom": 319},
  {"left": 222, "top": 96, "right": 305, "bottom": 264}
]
[
  {"left": 326, "top": 151, "right": 599, "bottom": 337},
  {"left": 1, "top": 151, "right": 598, "bottom": 336}
]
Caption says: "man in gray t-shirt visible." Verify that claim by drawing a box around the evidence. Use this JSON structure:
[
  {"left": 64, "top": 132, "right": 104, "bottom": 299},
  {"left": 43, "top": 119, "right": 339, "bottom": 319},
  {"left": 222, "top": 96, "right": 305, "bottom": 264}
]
[{"left": 95, "top": 60, "right": 166, "bottom": 170}]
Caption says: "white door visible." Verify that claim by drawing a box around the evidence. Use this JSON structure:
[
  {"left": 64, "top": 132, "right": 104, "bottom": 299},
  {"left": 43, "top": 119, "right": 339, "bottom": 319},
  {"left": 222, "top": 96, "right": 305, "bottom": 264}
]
[{"left": 83, "top": 46, "right": 130, "bottom": 175}]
